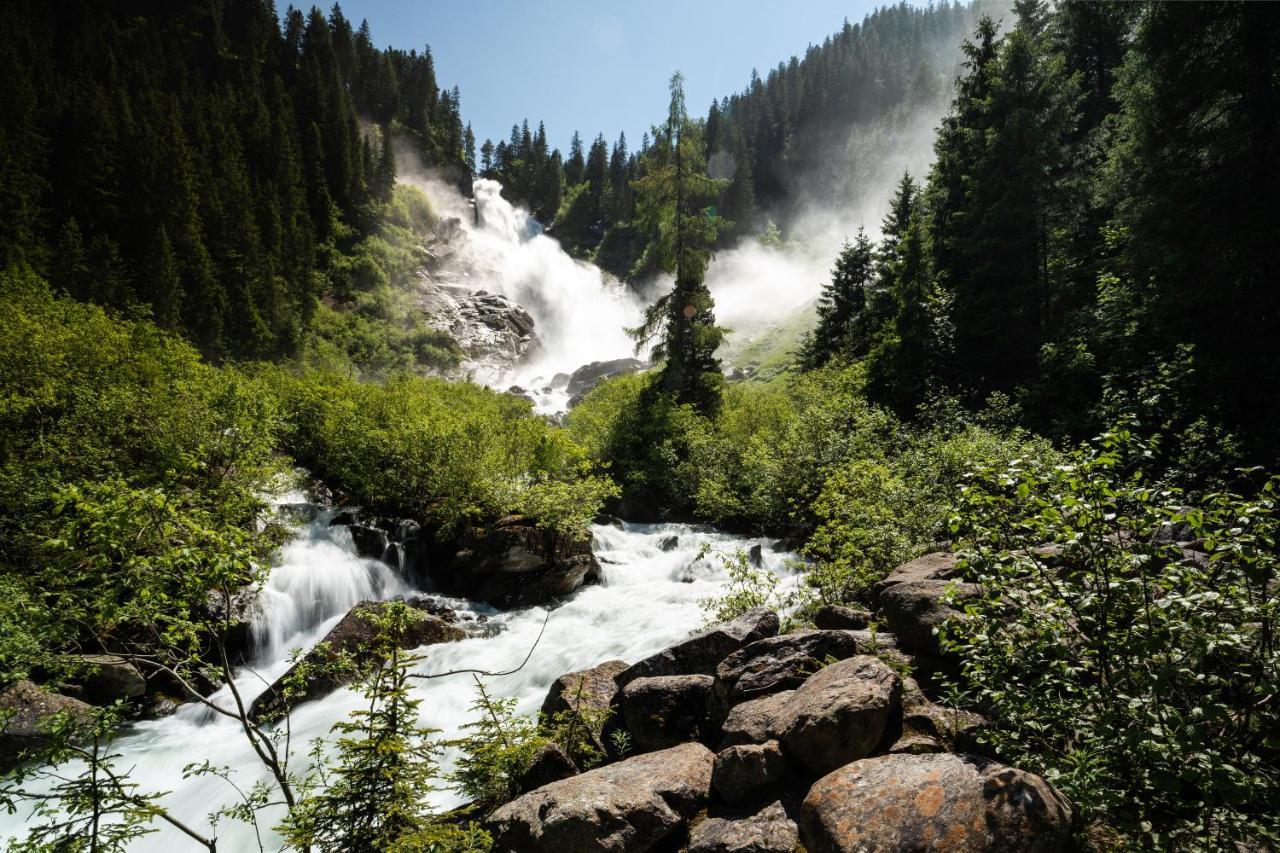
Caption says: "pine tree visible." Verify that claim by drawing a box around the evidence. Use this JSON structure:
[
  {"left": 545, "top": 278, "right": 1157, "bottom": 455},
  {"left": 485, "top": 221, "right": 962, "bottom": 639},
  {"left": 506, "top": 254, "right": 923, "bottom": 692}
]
[
  {"left": 798, "top": 230, "right": 876, "bottom": 370},
  {"left": 565, "top": 131, "right": 585, "bottom": 186}
]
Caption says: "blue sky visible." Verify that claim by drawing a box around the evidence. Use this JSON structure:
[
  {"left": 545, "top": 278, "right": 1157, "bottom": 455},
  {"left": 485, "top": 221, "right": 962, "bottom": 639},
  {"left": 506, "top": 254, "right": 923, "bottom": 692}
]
[{"left": 324, "top": 0, "right": 888, "bottom": 155}]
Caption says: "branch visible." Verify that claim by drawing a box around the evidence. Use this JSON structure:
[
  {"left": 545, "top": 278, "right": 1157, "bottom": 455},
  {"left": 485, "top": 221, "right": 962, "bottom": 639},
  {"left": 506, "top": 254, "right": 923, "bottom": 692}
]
[{"left": 409, "top": 609, "right": 550, "bottom": 682}]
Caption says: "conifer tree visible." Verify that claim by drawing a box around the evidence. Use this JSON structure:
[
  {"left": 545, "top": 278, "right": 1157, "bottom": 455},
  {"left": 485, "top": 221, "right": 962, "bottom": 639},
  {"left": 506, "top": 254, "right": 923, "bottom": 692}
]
[
  {"left": 798, "top": 230, "right": 876, "bottom": 370},
  {"left": 565, "top": 131, "right": 586, "bottom": 186}
]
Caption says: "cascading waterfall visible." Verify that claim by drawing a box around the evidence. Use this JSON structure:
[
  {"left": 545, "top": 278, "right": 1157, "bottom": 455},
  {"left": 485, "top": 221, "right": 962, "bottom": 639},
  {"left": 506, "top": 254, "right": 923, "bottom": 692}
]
[{"left": 0, "top": 504, "right": 796, "bottom": 850}]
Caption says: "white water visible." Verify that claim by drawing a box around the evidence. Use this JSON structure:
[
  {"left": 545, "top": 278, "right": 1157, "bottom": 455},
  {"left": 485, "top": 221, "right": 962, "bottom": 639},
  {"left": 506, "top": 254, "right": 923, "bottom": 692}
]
[{"left": 0, "top": 504, "right": 795, "bottom": 850}]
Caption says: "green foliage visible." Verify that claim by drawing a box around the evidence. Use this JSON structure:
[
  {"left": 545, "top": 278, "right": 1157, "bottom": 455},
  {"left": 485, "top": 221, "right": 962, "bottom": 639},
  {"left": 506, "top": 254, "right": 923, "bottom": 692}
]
[
  {"left": 448, "top": 678, "right": 545, "bottom": 808},
  {"left": 698, "top": 547, "right": 788, "bottom": 625},
  {"left": 941, "top": 424, "right": 1280, "bottom": 848}
]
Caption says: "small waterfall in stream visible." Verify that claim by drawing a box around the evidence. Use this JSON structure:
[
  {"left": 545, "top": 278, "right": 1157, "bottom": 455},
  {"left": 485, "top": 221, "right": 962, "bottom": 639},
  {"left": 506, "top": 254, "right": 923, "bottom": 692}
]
[{"left": 0, "top": 498, "right": 797, "bottom": 850}]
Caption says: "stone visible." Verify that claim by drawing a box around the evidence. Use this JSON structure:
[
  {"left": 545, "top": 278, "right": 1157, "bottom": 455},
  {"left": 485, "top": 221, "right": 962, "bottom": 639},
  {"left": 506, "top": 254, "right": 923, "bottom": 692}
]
[
  {"left": 565, "top": 358, "right": 645, "bottom": 399},
  {"left": 415, "top": 276, "right": 539, "bottom": 377},
  {"left": 0, "top": 680, "right": 93, "bottom": 772},
  {"left": 438, "top": 516, "right": 600, "bottom": 608},
  {"left": 747, "top": 543, "right": 764, "bottom": 567},
  {"left": 800, "top": 753, "right": 1073, "bottom": 853},
  {"left": 719, "top": 690, "right": 796, "bottom": 748},
  {"left": 659, "top": 535, "right": 680, "bottom": 552},
  {"left": 250, "top": 601, "right": 464, "bottom": 722},
  {"left": 617, "top": 607, "right": 779, "bottom": 687},
  {"left": 203, "top": 586, "right": 259, "bottom": 663},
  {"left": 516, "top": 742, "right": 579, "bottom": 794},
  {"left": 710, "top": 630, "right": 863, "bottom": 719},
  {"left": 689, "top": 800, "right": 800, "bottom": 853},
  {"left": 486, "top": 742, "right": 714, "bottom": 853},
  {"left": 879, "top": 579, "right": 979, "bottom": 657},
  {"left": 712, "top": 740, "right": 787, "bottom": 805},
  {"left": 68, "top": 654, "right": 147, "bottom": 704},
  {"left": 347, "top": 523, "right": 389, "bottom": 560},
  {"left": 813, "top": 604, "right": 872, "bottom": 630},
  {"left": 872, "top": 552, "right": 960, "bottom": 603},
  {"left": 777, "top": 655, "right": 901, "bottom": 776},
  {"left": 620, "top": 674, "right": 714, "bottom": 752},
  {"left": 895, "top": 676, "right": 989, "bottom": 755},
  {"left": 541, "top": 659, "right": 628, "bottom": 760}
]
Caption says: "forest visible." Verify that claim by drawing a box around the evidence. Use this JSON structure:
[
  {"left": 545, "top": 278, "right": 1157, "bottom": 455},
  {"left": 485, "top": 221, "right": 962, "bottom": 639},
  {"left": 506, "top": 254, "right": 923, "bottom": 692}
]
[{"left": 0, "top": 1, "right": 1276, "bottom": 851}]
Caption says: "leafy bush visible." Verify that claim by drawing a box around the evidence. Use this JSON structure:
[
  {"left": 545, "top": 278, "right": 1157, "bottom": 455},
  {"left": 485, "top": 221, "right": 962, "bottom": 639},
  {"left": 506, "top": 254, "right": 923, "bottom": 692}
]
[{"left": 941, "top": 423, "right": 1280, "bottom": 849}]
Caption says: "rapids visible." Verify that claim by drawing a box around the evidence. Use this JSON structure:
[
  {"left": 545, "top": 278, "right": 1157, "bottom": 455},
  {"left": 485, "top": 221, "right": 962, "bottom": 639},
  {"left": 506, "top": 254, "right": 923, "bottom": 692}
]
[{"left": 0, "top": 501, "right": 796, "bottom": 850}]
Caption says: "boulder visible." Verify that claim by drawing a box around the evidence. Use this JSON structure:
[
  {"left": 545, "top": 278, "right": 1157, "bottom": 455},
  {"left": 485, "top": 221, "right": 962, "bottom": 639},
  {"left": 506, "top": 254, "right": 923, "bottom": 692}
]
[
  {"left": 813, "top": 604, "right": 872, "bottom": 630},
  {"left": 893, "top": 676, "right": 988, "bottom": 756},
  {"left": 620, "top": 674, "right": 714, "bottom": 752},
  {"left": 747, "top": 544, "right": 764, "bottom": 568},
  {"left": 0, "top": 680, "right": 93, "bottom": 772},
  {"left": 879, "top": 579, "right": 978, "bottom": 657},
  {"left": 68, "top": 654, "right": 147, "bottom": 704},
  {"left": 617, "top": 608, "right": 779, "bottom": 687},
  {"left": 347, "top": 523, "right": 389, "bottom": 560},
  {"left": 541, "top": 659, "right": 629, "bottom": 760},
  {"left": 251, "top": 601, "right": 464, "bottom": 723},
  {"left": 777, "top": 656, "right": 901, "bottom": 776},
  {"left": 516, "top": 742, "right": 579, "bottom": 794},
  {"left": 565, "top": 358, "right": 645, "bottom": 400},
  {"left": 439, "top": 516, "right": 600, "bottom": 608},
  {"left": 719, "top": 690, "right": 796, "bottom": 748},
  {"left": 712, "top": 740, "right": 787, "bottom": 805},
  {"left": 203, "top": 586, "right": 259, "bottom": 663},
  {"left": 659, "top": 535, "right": 680, "bottom": 552},
  {"left": 487, "top": 742, "right": 714, "bottom": 853},
  {"left": 415, "top": 277, "right": 538, "bottom": 376},
  {"left": 711, "top": 630, "right": 864, "bottom": 718},
  {"left": 800, "top": 753, "right": 1073, "bottom": 852},
  {"left": 872, "top": 552, "right": 959, "bottom": 603},
  {"left": 688, "top": 800, "right": 800, "bottom": 853}
]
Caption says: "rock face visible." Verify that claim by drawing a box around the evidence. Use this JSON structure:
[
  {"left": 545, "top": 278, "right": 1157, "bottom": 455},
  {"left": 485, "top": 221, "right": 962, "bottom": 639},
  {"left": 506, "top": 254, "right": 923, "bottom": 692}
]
[
  {"left": 486, "top": 742, "right": 715, "bottom": 852},
  {"left": 415, "top": 275, "right": 538, "bottom": 376},
  {"left": 67, "top": 654, "right": 147, "bottom": 704},
  {"left": 777, "top": 656, "right": 901, "bottom": 776},
  {"left": 541, "top": 659, "right": 628, "bottom": 721},
  {"left": 620, "top": 674, "right": 714, "bottom": 752},
  {"left": 872, "top": 551, "right": 960, "bottom": 602},
  {"left": 689, "top": 800, "right": 800, "bottom": 853},
  {"left": 438, "top": 516, "right": 600, "bottom": 608},
  {"left": 203, "top": 587, "right": 259, "bottom": 663},
  {"left": 617, "top": 608, "right": 780, "bottom": 687},
  {"left": 0, "top": 681, "right": 93, "bottom": 772},
  {"left": 250, "top": 601, "right": 464, "bottom": 722},
  {"left": 800, "top": 753, "right": 1073, "bottom": 853},
  {"left": 712, "top": 741, "right": 788, "bottom": 805},
  {"left": 565, "top": 358, "right": 645, "bottom": 403}
]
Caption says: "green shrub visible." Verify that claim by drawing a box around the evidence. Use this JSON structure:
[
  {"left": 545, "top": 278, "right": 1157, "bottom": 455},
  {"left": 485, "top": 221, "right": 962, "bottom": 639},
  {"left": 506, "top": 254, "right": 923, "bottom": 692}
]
[{"left": 941, "top": 423, "right": 1280, "bottom": 849}]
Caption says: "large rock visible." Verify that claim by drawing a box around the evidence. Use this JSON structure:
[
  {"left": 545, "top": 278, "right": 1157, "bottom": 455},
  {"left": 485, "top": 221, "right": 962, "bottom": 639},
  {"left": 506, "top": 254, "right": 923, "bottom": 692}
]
[
  {"left": 0, "top": 680, "right": 93, "bottom": 772},
  {"left": 712, "top": 741, "right": 787, "bottom": 805},
  {"left": 893, "top": 677, "right": 988, "bottom": 756},
  {"left": 438, "top": 516, "right": 600, "bottom": 608},
  {"left": 616, "top": 608, "right": 780, "bottom": 687},
  {"left": 688, "top": 800, "right": 800, "bottom": 853},
  {"left": 203, "top": 586, "right": 259, "bottom": 663},
  {"left": 620, "top": 674, "right": 714, "bottom": 752},
  {"left": 541, "top": 659, "right": 629, "bottom": 721},
  {"left": 777, "top": 656, "right": 901, "bottom": 776},
  {"left": 879, "top": 579, "right": 978, "bottom": 657},
  {"left": 800, "top": 753, "right": 1073, "bottom": 853},
  {"left": 565, "top": 358, "right": 645, "bottom": 401},
  {"left": 251, "top": 602, "right": 464, "bottom": 722},
  {"left": 67, "top": 654, "right": 147, "bottom": 704},
  {"left": 487, "top": 742, "right": 715, "bottom": 852},
  {"left": 711, "top": 630, "right": 864, "bottom": 719},
  {"left": 516, "top": 742, "right": 579, "bottom": 794},
  {"left": 415, "top": 276, "right": 538, "bottom": 376},
  {"left": 813, "top": 604, "right": 872, "bottom": 630},
  {"left": 720, "top": 690, "right": 796, "bottom": 748},
  {"left": 871, "top": 552, "right": 960, "bottom": 603}
]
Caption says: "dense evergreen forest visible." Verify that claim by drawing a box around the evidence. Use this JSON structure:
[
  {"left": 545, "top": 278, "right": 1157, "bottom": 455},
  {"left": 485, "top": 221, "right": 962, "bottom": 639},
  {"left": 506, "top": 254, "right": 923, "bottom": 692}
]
[{"left": 0, "top": 1, "right": 1276, "bottom": 851}]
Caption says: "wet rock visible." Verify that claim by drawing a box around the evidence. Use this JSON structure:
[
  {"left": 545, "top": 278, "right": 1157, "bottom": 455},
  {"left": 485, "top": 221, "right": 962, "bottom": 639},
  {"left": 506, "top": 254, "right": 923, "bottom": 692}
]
[
  {"left": 711, "top": 630, "right": 863, "bottom": 717},
  {"left": 565, "top": 358, "right": 645, "bottom": 400},
  {"left": 871, "top": 551, "right": 960, "bottom": 603},
  {"left": 720, "top": 690, "right": 796, "bottom": 748},
  {"left": 516, "top": 742, "right": 579, "bottom": 794},
  {"left": 67, "top": 654, "right": 147, "bottom": 704},
  {"left": 800, "top": 753, "right": 1073, "bottom": 852},
  {"left": 689, "top": 800, "right": 800, "bottom": 853},
  {"left": 659, "top": 535, "right": 680, "bottom": 552},
  {"left": 0, "top": 680, "right": 93, "bottom": 772},
  {"left": 439, "top": 516, "right": 600, "bottom": 608},
  {"left": 399, "top": 594, "right": 458, "bottom": 622},
  {"left": 551, "top": 372, "right": 570, "bottom": 389},
  {"left": 712, "top": 740, "right": 787, "bottom": 805},
  {"left": 620, "top": 674, "right": 714, "bottom": 752},
  {"left": 347, "top": 524, "right": 389, "bottom": 561},
  {"left": 203, "top": 586, "right": 259, "bottom": 663},
  {"left": 879, "top": 579, "right": 978, "bottom": 657},
  {"left": 777, "top": 656, "right": 901, "bottom": 776},
  {"left": 813, "top": 604, "right": 872, "bottom": 630},
  {"left": 747, "top": 543, "right": 764, "bottom": 568},
  {"left": 486, "top": 742, "right": 714, "bottom": 852},
  {"left": 415, "top": 277, "right": 538, "bottom": 376},
  {"left": 250, "top": 601, "right": 464, "bottom": 723},
  {"left": 616, "top": 607, "right": 779, "bottom": 687}
]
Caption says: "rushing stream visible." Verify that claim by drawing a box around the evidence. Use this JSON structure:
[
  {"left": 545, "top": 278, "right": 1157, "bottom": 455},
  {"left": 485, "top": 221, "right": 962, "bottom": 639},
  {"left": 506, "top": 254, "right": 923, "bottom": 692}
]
[{"left": 0, "top": 502, "right": 796, "bottom": 850}]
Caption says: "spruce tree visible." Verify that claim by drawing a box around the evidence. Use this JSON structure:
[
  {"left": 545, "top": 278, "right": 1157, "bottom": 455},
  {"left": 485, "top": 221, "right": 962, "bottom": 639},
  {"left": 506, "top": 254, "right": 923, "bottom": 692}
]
[{"left": 798, "top": 230, "right": 876, "bottom": 370}]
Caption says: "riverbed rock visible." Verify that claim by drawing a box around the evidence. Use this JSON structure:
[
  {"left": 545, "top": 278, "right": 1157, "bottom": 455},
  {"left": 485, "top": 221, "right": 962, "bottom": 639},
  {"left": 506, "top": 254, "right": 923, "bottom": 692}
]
[
  {"left": 688, "top": 800, "right": 800, "bottom": 853},
  {"left": 250, "top": 601, "right": 464, "bottom": 723},
  {"left": 893, "top": 678, "right": 988, "bottom": 756},
  {"left": 871, "top": 552, "right": 961, "bottom": 603},
  {"left": 720, "top": 690, "right": 796, "bottom": 748},
  {"left": 712, "top": 740, "right": 788, "bottom": 805},
  {"left": 415, "top": 276, "right": 538, "bottom": 376},
  {"left": 565, "top": 358, "right": 645, "bottom": 400},
  {"left": 777, "top": 656, "right": 901, "bottom": 776},
  {"left": 517, "top": 742, "right": 579, "bottom": 794},
  {"left": 711, "top": 630, "right": 863, "bottom": 719},
  {"left": 813, "top": 604, "right": 872, "bottom": 630},
  {"left": 616, "top": 607, "right": 780, "bottom": 687},
  {"left": 620, "top": 674, "right": 714, "bottom": 752},
  {"left": 541, "top": 659, "right": 628, "bottom": 760},
  {"left": 0, "top": 680, "right": 93, "bottom": 772},
  {"left": 437, "top": 516, "right": 600, "bottom": 608},
  {"left": 878, "top": 579, "right": 979, "bottom": 657},
  {"left": 67, "top": 654, "right": 147, "bottom": 704},
  {"left": 486, "top": 741, "right": 715, "bottom": 852},
  {"left": 800, "top": 753, "right": 1073, "bottom": 852},
  {"left": 202, "top": 586, "right": 259, "bottom": 663}
]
